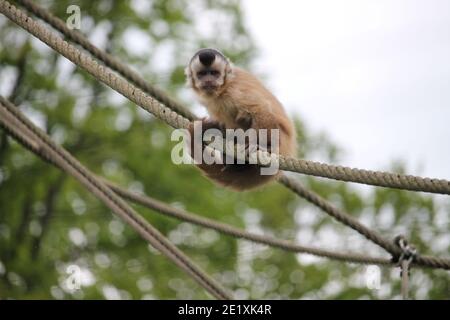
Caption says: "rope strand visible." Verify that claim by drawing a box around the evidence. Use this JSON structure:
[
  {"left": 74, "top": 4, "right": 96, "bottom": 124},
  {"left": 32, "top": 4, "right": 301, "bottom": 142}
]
[
  {"left": 278, "top": 175, "right": 450, "bottom": 270},
  {"left": 15, "top": 0, "right": 196, "bottom": 121},
  {"left": 0, "top": 97, "right": 232, "bottom": 300},
  {"left": 0, "top": 100, "right": 393, "bottom": 268},
  {"left": 2, "top": 0, "right": 449, "bottom": 195},
  {"left": 279, "top": 175, "right": 400, "bottom": 255},
  {"left": 1, "top": 1, "right": 449, "bottom": 301},
  {"left": 1, "top": 97, "right": 447, "bottom": 270},
  {"left": 103, "top": 179, "right": 393, "bottom": 266}
]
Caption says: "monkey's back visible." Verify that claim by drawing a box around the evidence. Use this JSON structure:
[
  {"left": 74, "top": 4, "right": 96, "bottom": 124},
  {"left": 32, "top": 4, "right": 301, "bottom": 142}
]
[
  {"left": 204, "top": 67, "right": 297, "bottom": 157},
  {"left": 228, "top": 68, "right": 297, "bottom": 157}
]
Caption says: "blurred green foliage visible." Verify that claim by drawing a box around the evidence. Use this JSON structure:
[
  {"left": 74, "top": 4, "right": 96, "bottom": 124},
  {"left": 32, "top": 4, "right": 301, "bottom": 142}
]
[{"left": 0, "top": 0, "right": 448, "bottom": 299}]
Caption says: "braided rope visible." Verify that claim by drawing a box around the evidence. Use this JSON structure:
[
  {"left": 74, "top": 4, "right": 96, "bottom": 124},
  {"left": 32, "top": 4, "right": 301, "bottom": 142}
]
[
  {"left": 0, "top": 97, "right": 232, "bottom": 300},
  {"left": 106, "top": 180, "right": 450, "bottom": 269},
  {"left": 277, "top": 156, "right": 450, "bottom": 195},
  {"left": 2, "top": 0, "right": 450, "bottom": 195},
  {"left": 104, "top": 179, "right": 393, "bottom": 266},
  {"left": 2, "top": 102, "right": 447, "bottom": 270},
  {"left": 278, "top": 174, "right": 400, "bottom": 255},
  {"left": 278, "top": 175, "right": 450, "bottom": 270},
  {"left": 15, "top": 0, "right": 196, "bottom": 121},
  {"left": 0, "top": 0, "right": 450, "bottom": 302},
  {"left": 0, "top": 1, "right": 190, "bottom": 130},
  {"left": 0, "top": 102, "right": 393, "bottom": 267}
]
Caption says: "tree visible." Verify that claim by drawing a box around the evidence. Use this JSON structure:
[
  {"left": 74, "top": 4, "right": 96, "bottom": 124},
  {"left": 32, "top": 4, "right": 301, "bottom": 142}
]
[{"left": 0, "top": 0, "right": 448, "bottom": 299}]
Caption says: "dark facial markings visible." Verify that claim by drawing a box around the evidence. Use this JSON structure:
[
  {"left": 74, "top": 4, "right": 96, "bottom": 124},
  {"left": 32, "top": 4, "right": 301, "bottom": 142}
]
[
  {"left": 198, "top": 49, "right": 216, "bottom": 66},
  {"left": 197, "top": 69, "right": 220, "bottom": 78}
]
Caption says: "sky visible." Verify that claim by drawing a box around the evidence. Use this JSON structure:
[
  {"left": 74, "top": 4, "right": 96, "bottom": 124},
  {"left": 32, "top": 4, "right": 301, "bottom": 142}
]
[{"left": 243, "top": 0, "right": 450, "bottom": 182}]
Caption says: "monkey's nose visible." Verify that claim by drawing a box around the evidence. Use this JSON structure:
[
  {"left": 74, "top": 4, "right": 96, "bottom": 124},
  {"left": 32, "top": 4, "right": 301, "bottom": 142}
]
[{"left": 198, "top": 49, "right": 216, "bottom": 66}]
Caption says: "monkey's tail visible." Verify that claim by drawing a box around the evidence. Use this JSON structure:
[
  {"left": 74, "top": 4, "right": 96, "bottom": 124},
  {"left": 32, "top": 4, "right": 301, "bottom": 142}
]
[{"left": 194, "top": 162, "right": 278, "bottom": 190}]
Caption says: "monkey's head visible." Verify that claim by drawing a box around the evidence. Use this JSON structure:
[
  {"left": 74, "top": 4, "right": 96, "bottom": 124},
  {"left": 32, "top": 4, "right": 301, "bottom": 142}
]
[{"left": 185, "top": 48, "right": 233, "bottom": 96}]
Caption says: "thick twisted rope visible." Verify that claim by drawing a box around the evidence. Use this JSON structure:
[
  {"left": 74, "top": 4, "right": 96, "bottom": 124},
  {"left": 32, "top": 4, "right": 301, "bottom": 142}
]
[
  {"left": 0, "top": 101, "right": 393, "bottom": 265},
  {"left": 0, "top": 99, "right": 437, "bottom": 270},
  {"left": 277, "top": 157, "right": 450, "bottom": 195},
  {"left": 21, "top": 0, "right": 449, "bottom": 267},
  {"left": 0, "top": 97, "right": 231, "bottom": 300},
  {"left": 2, "top": 0, "right": 450, "bottom": 195},
  {"left": 1, "top": 96, "right": 444, "bottom": 269},
  {"left": 394, "top": 236, "right": 416, "bottom": 300},
  {"left": 103, "top": 179, "right": 393, "bottom": 266},
  {"left": 1, "top": 4, "right": 449, "bottom": 303},
  {"left": 3, "top": 0, "right": 450, "bottom": 271},
  {"left": 278, "top": 175, "right": 450, "bottom": 270},
  {"left": 0, "top": 1, "right": 190, "bottom": 129},
  {"left": 15, "top": 0, "right": 196, "bottom": 121},
  {"left": 2, "top": 96, "right": 446, "bottom": 270},
  {"left": 279, "top": 175, "right": 401, "bottom": 255},
  {"left": 100, "top": 180, "right": 450, "bottom": 269},
  {"left": 2, "top": 104, "right": 448, "bottom": 271}
]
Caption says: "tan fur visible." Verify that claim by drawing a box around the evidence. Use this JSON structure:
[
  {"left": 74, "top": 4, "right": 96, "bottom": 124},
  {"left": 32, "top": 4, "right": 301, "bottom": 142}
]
[{"left": 186, "top": 50, "right": 297, "bottom": 190}]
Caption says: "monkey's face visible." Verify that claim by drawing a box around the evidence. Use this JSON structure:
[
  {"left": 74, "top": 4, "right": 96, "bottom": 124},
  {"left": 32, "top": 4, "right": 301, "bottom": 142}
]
[{"left": 186, "top": 48, "right": 231, "bottom": 96}]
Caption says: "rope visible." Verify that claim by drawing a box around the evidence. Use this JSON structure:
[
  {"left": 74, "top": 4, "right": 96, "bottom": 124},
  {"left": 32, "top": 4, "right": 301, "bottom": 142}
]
[
  {"left": 2, "top": 102, "right": 449, "bottom": 271},
  {"left": 15, "top": 0, "right": 196, "bottom": 121},
  {"left": 394, "top": 236, "right": 417, "bottom": 300},
  {"left": 2, "top": 99, "right": 446, "bottom": 270},
  {"left": 277, "top": 157, "right": 450, "bottom": 195},
  {"left": 2, "top": 0, "right": 450, "bottom": 196},
  {"left": 106, "top": 180, "right": 450, "bottom": 269},
  {"left": 0, "top": 1, "right": 190, "bottom": 129},
  {"left": 278, "top": 175, "right": 450, "bottom": 270},
  {"left": 0, "top": 97, "right": 231, "bottom": 300},
  {"left": 400, "top": 259, "right": 411, "bottom": 300},
  {"left": 103, "top": 179, "right": 393, "bottom": 266},
  {"left": 3, "top": 0, "right": 450, "bottom": 268},
  {"left": 1, "top": 1, "right": 449, "bottom": 300},
  {"left": 279, "top": 175, "right": 400, "bottom": 255}
]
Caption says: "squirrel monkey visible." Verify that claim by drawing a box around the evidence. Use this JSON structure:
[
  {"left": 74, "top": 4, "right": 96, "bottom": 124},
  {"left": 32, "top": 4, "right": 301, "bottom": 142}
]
[{"left": 185, "top": 48, "right": 296, "bottom": 190}]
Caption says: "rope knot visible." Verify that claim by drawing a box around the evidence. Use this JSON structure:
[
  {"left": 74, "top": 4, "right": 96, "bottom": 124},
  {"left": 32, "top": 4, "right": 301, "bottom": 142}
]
[
  {"left": 393, "top": 235, "right": 417, "bottom": 266},
  {"left": 393, "top": 235, "right": 418, "bottom": 299}
]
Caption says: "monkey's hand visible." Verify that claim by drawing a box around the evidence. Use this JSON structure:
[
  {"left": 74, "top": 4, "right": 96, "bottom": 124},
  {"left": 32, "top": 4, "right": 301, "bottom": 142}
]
[
  {"left": 188, "top": 117, "right": 226, "bottom": 160},
  {"left": 188, "top": 117, "right": 224, "bottom": 133},
  {"left": 188, "top": 117, "right": 225, "bottom": 140},
  {"left": 235, "top": 110, "right": 253, "bottom": 130}
]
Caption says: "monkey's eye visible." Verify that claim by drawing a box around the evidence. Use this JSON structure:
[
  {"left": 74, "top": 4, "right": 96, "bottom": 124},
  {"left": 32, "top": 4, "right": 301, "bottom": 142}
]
[
  {"left": 210, "top": 70, "right": 220, "bottom": 76},
  {"left": 197, "top": 70, "right": 207, "bottom": 77}
]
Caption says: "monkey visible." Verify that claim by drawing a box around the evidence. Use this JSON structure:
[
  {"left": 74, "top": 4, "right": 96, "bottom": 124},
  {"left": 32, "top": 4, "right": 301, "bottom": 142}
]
[{"left": 185, "top": 48, "right": 297, "bottom": 190}]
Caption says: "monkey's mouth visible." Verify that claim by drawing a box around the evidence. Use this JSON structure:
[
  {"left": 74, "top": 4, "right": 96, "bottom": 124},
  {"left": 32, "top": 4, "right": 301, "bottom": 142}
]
[{"left": 201, "top": 84, "right": 218, "bottom": 92}]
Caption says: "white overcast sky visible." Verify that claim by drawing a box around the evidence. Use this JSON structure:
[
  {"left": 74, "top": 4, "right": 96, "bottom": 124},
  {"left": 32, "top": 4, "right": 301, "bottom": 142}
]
[{"left": 243, "top": 0, "right": 450, "bottom": 181}]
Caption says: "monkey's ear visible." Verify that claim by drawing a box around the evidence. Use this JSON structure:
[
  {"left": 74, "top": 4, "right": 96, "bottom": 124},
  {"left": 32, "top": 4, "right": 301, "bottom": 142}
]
[{"left": 225, "top": 61, "right": 234, "bottom": 78}]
